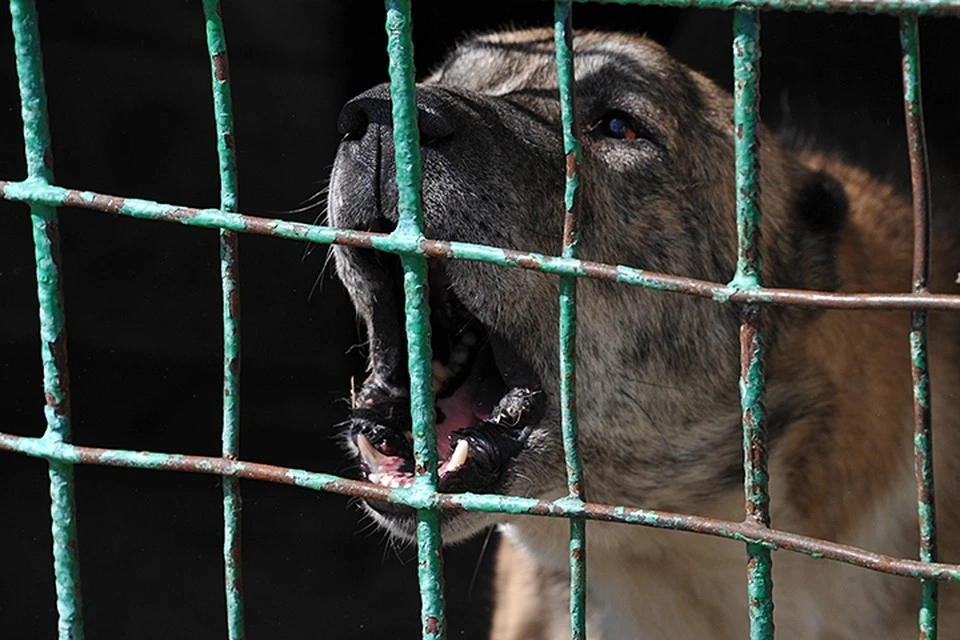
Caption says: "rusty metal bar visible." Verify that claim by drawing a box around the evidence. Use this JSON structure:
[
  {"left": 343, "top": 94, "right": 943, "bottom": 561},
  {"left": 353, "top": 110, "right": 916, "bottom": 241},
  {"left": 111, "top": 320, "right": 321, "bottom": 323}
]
[
  {"left": 568, "top": 0, "right": 960, "bottom": 17},
  {"left": 382, "top": 1, "right": 447, "bottom": 638},
  {"left": 900, "top": 12, "right": 938, "bottom": 640},
  {"left": 200, "top": 1, "right": 245, "bottom": 637},
  {"left": 4, "top": 431, "right": 960, "bottom": 585},
  {"left": 3, "top": 181, "right": 960, "bottom": 313},
  {"left": 553, "top": 2, "right": 587, "bottom": 637},
  {"left": 8, "top": 1, "right": 84, "bottom": 638},
  {"left": 732, "top": 8, "right": 774, "bottom": 638}
]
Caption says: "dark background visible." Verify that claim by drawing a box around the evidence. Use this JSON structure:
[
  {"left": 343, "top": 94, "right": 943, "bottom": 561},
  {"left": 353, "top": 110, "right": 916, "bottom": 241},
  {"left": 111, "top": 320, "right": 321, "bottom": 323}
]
[{"left": 2, "top": 2, "right": 958, "bottom": 638}]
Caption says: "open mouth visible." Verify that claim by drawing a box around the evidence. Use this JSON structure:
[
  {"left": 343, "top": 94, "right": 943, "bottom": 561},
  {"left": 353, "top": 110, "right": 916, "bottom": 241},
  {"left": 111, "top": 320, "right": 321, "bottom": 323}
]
[{"left": 348, "top": 259, "right": 545, "bottom": 497}]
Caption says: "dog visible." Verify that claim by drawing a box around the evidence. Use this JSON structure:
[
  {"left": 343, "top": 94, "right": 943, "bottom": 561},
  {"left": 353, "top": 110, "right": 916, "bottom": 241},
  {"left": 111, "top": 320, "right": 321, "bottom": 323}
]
[{"left": 328, "top": 29, "right": 960, "bottom": 638}]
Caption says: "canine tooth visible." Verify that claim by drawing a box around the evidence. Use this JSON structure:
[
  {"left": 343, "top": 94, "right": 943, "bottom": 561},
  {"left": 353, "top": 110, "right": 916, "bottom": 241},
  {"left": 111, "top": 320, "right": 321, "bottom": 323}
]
[
  {"left": 368, "top": 472, "right": 381, "bottom": 485},
  {"left": 446, "top": 440, "right": 469, "bottom": 473},
  {"left": 432, "top": 360, "right": 450, "bottom": 392},
  {"left": 432, "top": 359, "right": 450, "bottom": 379},
  {"left": 450, "top": 345, "right": 470, "bottom": 365},
  {"left": 356, "top": 434, "right": 385, "bottom": 471}
]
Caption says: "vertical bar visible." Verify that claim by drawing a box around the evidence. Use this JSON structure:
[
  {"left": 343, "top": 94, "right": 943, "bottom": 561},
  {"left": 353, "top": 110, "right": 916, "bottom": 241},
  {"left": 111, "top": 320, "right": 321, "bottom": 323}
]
[
  {"left": 732, "top": 9, "right": 774, "bottom": 640},
  {"left": 9, "top": 1, "right": 84, "bottom": 638},
  {"left": 200, "top": 1, "right": 245, "bottom": 638},
  {"left": 553, "top": 3, "right": 586, "bottom": 639},
  {"left": 899, "top": 13, "right": 938, "bottom": 640},
  {"left": 383, "top": 2, "right": 445, "bottom": 638}
]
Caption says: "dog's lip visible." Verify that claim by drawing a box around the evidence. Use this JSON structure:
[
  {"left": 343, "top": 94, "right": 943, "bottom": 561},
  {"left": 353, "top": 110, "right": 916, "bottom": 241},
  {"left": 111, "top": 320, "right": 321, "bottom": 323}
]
[
  {"left": 349, "top": 276, "right": 545, "bottom": 495},
  {"left": 349, "top": 372, "right": 544, "bottom": 493}
]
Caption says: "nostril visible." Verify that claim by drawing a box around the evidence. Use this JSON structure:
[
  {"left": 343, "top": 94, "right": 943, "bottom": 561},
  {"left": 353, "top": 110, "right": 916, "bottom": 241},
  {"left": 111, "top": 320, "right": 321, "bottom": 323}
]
[
  {"left": 418, "top": 110, "right": 454, "bottom": 146},
  {"left": 338, "top": 101, "right": 369, "bottom": 140}
]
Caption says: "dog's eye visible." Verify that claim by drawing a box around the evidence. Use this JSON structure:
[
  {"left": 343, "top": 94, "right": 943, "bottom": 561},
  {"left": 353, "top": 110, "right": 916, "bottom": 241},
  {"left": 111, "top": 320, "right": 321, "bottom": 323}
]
[{"left": 594, "top": 111, "right": 639, "bottom": 141}]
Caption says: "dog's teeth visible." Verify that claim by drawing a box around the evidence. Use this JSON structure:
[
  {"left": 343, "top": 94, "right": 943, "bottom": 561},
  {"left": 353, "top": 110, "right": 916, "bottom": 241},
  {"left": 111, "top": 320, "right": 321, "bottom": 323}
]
[
  {"left": 368, "top": 472, "right": 381, "bottom": 484},
  {"left": 432, "top": 359, "right": 450, "bottom": 392},
  {"left": 446, "top": 440, "right": 469, "bottom": 473},
  {"left": 447, "top": 363, "right": 461, "bottom": 377},
  {"left": 357, "top": 434, "right": 385, "bottom": 472},
  {"left": 450, "top": 345, "right": 470, "bottom": 365}
]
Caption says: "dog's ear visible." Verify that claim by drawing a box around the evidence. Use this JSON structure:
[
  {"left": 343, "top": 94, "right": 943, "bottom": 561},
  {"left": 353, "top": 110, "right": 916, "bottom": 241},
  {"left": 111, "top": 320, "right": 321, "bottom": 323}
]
[
  {"left": 795, "top": 170, "right": 848, "bottom": 235},
  {"left": 790, "top": 170, "right": 848, "bottom": 292}
]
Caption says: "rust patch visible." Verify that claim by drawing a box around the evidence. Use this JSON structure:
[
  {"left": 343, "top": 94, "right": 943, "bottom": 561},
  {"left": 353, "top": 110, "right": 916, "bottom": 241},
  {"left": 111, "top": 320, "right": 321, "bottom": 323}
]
[
  {"left": 224, "top": 132, "right": 235, "bottom": 151},
  {"left": 565, "top": 150, "right": 577, "bottom": 179},
  {"left": 212, "top": 51, "right": 230, "bottom": 82},
  {"left": 90, "top": 193, "right": 125, "bottom": 215},
  {"left": 421, "top": 239, "right": 454, "bottom": 259},
  {"left": 579, "top": 261, "right": 616, "bottom": 281},
  {"left": 504, "top": 250, "right": 541, "bottom": 270},
  {"left": 424, "top": 617, "right": 439, "bottom": 634},
  {"left": 334, "top": 230, "right": 376, "bottom": 250},
  {"left": 43, "top": 146, "right": 54, "bottom": 173},
  {"left": 168, "top": 207, "right": 199, "bottom": 222},
  {"left": 47, "top": 330, "right": 71, "bottom": 416},
  {"left": 572, "top": 547, "right": 582, "bottom": 561},
  {"left": 228, "top": 288, "right": 240, "bottom": 320},
  {"left": 45, "top": 221, "right": 63, "bottom": 267}
]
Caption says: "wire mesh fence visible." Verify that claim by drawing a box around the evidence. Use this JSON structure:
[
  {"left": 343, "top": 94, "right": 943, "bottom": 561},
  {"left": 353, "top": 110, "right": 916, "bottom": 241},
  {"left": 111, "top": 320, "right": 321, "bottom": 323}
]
[{"left": 3, "top": 0, "right": 960, "bottom": 638}]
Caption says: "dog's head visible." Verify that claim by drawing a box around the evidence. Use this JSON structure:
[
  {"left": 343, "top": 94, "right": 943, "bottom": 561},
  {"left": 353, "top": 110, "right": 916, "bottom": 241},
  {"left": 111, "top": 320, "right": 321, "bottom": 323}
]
[{"left": 328, "top": 30, "right": 847, "bottom": 541}]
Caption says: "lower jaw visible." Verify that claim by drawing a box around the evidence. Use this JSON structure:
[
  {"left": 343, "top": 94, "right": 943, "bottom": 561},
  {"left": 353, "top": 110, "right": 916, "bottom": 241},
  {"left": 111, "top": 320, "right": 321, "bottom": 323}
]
[{"left": 362, "top": 500, "right": 497, "bottom": 543}]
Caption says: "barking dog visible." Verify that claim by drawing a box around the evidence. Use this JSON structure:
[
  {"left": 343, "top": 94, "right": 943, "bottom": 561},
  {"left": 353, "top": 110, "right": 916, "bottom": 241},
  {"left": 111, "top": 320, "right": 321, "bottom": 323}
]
[{"left": 329, "top": 29, "right": 960, "bottom": 639}]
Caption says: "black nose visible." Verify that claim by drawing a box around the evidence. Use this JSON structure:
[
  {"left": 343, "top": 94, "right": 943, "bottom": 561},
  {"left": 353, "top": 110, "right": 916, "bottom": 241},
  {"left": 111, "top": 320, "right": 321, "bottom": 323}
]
[{"left": 337, "top": 84, "right": 455, "bottom": 145}]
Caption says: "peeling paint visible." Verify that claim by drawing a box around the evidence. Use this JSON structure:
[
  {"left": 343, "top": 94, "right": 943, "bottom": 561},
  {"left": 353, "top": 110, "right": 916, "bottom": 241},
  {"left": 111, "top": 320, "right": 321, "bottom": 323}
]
[
  {"left": 566, "top": 0, "right": 960, "bottom": 15},
  {"left": 201, "top": 0, "right": 245, "bottom": 636},
  {"left": 900, "top": 13, "right": 938, "bottom": 638}
]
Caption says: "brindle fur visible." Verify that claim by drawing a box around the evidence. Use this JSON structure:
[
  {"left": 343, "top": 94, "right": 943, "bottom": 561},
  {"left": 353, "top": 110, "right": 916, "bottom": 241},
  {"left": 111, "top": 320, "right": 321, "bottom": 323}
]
[{"left": 330, "top": 29, "right": 960, "bottom": 638}]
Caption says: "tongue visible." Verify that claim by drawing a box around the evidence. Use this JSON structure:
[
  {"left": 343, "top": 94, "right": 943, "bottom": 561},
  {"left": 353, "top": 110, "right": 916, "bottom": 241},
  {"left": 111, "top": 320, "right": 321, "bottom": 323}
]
[{"left": 435, "top": 371, "right": 489, "bottom": 459}]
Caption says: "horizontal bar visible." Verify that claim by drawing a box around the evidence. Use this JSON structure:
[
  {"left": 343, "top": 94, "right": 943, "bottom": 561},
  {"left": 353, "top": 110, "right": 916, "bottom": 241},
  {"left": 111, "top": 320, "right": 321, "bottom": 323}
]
[
  {"left": 567, "top": 0, "right": 960, "bottom": 16},
  {"left": 3, "top": 180, "right": 960, "bottom": 312},
  {"left": 4, "top": 430, "right": 960, "bottom": 585}
]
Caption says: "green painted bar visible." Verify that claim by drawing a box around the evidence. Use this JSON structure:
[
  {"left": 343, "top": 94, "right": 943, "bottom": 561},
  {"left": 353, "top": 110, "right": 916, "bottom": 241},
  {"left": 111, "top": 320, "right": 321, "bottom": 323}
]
[
  {"left": 5, "top": 431, "right": 960, "bottom": 584},
  {"left": 569, "top": 0, "right": 960, "bottom": 16},
  {"left": 6, "top": 180, "right": 960, "bottom": 312},
  {"left": 732, "top": 8, "right": 775, "bottom": 639},
  {"left": 9, "top": 1, "right": 84, "bottom": 638},
  {"left": 200, "top": 1, "right": 245, "bottom": 638},
  {"left": 6, "top": 1, "right": 960, "bottom": 635},
  {"left": 383, "top": 1, "right": 446, "bottom": 637},
  {"left": 899, "top": 13, "right": 938, "bottom": 640},
  {"left": 553, "top": 3, "right": 587, "bottom": 638}
]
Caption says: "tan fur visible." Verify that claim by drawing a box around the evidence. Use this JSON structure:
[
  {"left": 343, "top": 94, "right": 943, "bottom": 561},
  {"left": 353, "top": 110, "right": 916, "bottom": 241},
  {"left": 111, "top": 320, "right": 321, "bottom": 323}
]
[
  {"left": 492, "top": 151, "right": 960, "bottom": 639},
  {"left": 330, "top": 26, "right": 960, "bottom": 639}
]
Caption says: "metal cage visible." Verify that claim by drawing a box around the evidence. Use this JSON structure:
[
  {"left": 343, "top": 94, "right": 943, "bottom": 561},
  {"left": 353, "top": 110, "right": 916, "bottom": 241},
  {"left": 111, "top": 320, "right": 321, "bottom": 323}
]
[{"left": 4, "top": 0, "right": 960, "bottom": 638}]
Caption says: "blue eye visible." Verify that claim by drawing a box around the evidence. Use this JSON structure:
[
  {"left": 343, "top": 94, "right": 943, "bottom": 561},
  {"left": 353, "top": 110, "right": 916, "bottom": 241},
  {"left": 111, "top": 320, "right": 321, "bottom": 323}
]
[{"left": 596, "top": 112, "right": 638, "bottom": 140}]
